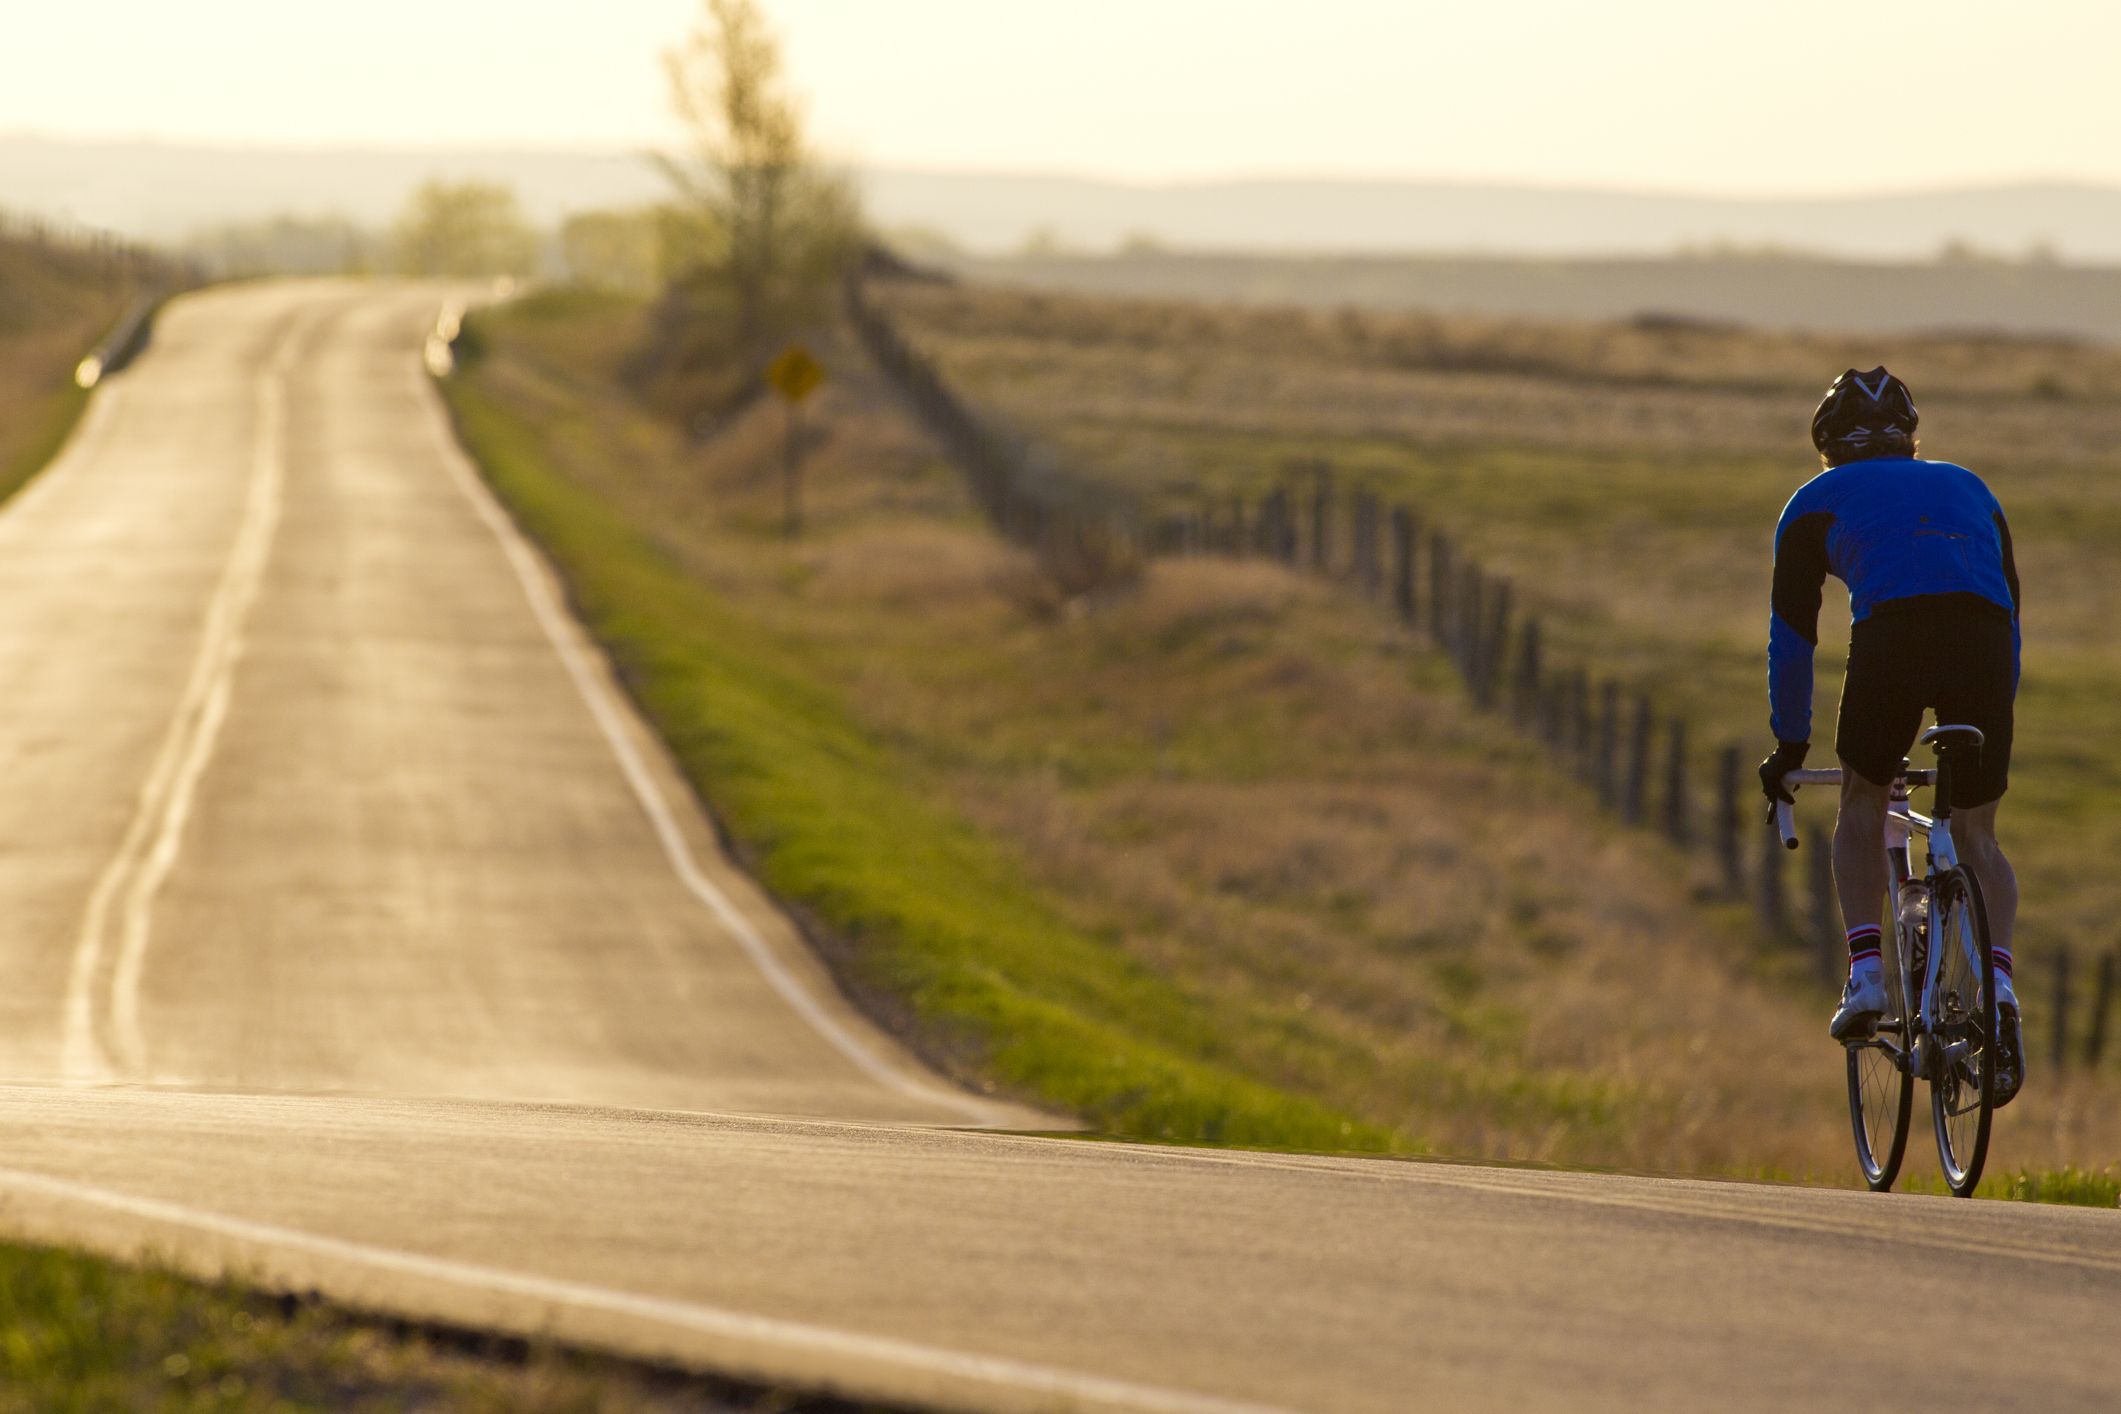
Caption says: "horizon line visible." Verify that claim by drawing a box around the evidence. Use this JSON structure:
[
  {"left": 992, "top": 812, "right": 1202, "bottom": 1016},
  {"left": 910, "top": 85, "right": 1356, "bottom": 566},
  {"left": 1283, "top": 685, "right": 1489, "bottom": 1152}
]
[{"left": 2, "top": 129, "right": 2114, "bottom": 205}]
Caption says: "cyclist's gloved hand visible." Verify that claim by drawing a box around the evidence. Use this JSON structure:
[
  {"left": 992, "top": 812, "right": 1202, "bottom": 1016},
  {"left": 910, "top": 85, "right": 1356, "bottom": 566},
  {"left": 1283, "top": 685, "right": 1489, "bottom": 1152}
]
[{"left": 1758, "top": 740, "right": 1809, "bottom": 804}]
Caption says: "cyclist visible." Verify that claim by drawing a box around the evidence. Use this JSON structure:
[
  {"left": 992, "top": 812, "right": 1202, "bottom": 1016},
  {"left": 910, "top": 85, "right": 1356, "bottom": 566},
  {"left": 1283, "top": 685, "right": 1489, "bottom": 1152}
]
[{"left": 1758, "top": 367, "right": 2025, "bottom": 1105}]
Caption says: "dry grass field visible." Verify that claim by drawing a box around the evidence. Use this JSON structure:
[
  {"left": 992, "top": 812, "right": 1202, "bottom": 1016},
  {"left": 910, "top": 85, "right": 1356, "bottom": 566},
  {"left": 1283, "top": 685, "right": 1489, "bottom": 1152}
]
[
  {"left": 878, "top": 283, "right": 2121, "bottom": 1032},
  {"left": 454, "top": 288, "right": 2121, "bottom": 1186}
]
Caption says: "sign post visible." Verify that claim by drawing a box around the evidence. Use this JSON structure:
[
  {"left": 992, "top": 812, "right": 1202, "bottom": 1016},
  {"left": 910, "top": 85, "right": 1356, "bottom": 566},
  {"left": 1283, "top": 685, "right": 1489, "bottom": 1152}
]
[{"left": 765, "top": 344, "right": 826, "bottom": 537}]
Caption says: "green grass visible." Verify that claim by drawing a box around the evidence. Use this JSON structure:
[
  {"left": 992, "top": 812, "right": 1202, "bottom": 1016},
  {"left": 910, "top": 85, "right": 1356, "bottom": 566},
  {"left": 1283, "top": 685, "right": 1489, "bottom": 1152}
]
[
  {"left": 0, "top": 380, "right": 87, "bottom": 505},
  {"left": 1987, "top": 1164, "right": 2121, "bottom": 1206},
  {"left": 0, "top": 1237, "right": 858, "bottom": 1412},
  {"left": 1898, "top": 1165, "right": 2121, "bottom": 1205},
  {"left": 440, "top": 370, "right": 1396, "bottom": 1153},
  {"left": 438, "top": 293, "right": 1865, "bottom": 1176}
]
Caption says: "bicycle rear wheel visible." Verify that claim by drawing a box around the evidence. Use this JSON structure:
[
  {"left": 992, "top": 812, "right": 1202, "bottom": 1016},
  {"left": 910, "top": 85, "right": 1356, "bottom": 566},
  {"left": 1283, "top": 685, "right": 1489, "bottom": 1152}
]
[
  {"left": 1846, "top": 912, "right": 1913, "bottom": 1190},
  {"left": 1929, "top": 868, "right": 1996, "bottom": 1197}
]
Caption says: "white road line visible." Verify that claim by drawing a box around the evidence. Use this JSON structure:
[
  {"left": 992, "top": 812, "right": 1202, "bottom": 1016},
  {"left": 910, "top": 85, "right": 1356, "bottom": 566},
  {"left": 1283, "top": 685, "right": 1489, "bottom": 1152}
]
[
  {"left": 409, "top": 328, "right": 1004, "bottom": 1127},
  {"left": 62, "top": 314, "right": 302, "bottom": 1082},
  {"left": 0, "top": 1163, "right": 1293, "bottom": 1414}
]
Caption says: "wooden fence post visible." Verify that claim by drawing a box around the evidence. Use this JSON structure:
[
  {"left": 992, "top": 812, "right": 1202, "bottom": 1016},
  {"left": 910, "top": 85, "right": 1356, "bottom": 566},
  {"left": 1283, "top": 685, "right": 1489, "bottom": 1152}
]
[
  {"left": 1460, "top": 568, "right": 1485, "bottom": 688},
  {"left": 1515, "top": 618, "right": 1542, "bottom": 726},
  {"left": 1310, "top": 463, "right": 1334, "bottom": 573},
  {"left": 2052, "top": 947, "right": 2074, "bottom": 1072},
  {"left": 2086, "top": 949, "right": 2116, "bottom": 1069},
  {"left": 1809, "top": 827, "right": 1838, "bottom": 979},
  {"left": 1596, "top": 681, "right": 1620, "bottom": 808},
  {"left": 1663, "top": 718, "right": 1689, "bottom": 846},
  {"left": 1390, "top": 506, "right": 1416, "bottom": 622},
  {"left": 1428, "top": 533, "right": 1452, "bottom": 640},
  {"left": 1570, "top": 671, "right": 1591, "bottom": 768},
  {"left": 1622, "top": 695, "right": 1652, "bottom": 825},
  {"left": 1717, "top": 746, "right": 1743, "bottom": 895},
  {"left": 1481, "top": 580, "right": 1512, "bottom": 709},
  {"left": 1356, "top": 493, "right": 1382, "bottom": 595}
]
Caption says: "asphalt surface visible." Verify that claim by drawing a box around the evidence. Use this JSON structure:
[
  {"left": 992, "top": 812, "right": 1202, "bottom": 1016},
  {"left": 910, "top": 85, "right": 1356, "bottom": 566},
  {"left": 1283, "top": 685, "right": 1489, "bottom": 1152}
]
[{"left": 0, "top": 281, "right": 2114, "bottom": 1413}]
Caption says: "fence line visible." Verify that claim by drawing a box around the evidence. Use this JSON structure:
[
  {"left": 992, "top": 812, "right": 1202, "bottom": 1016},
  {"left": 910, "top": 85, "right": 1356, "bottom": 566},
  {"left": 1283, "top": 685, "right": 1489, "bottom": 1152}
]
[
  {"left": 0, "top": 208, "right": 152, "bottom": 279},
  {"left": 845, "top": 275, "right": 1146, "bottom": 595},
  {"left": 849, "top": 278, "right": 2105, "bottom": 1023}
]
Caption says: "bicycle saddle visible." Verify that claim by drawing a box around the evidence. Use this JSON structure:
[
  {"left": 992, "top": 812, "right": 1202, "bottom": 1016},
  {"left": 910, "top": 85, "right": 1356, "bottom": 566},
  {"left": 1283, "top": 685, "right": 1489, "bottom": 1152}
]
[{"left": 1919, "top": 723, "right": 1985, "bottom": 755}]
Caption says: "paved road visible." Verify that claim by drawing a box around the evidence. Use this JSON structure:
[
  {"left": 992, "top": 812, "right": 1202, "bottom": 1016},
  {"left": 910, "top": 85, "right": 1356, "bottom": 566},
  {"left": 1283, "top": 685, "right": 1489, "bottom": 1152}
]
[{"left": 0, "top": 281, "right": 2114, "bottom": 1413}]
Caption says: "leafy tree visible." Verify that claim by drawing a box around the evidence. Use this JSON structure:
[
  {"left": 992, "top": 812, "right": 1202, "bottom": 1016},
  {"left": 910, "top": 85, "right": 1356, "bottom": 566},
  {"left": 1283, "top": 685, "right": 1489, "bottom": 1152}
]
[
  {"left": 184, "top": 213, "right": 375, "bottom": 278},
  {"left": 390, "top": 181, "right": 539, "bottom": 279},
  {"left": 657, "top": 0, "right": 859, "bottom": 369},
  {"left": 559, "top": 208, "right": 664, "bottom": 295}
]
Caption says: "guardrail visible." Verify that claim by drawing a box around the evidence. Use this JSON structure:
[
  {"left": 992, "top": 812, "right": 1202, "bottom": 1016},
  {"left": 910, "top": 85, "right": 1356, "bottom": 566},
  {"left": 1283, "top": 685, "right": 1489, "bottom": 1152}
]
[
  {"left": 75, "top": 292, "right": 162, "bottom": 389},
  {"left": 425, "top": 302, "right": 465, "bottom": 378}
]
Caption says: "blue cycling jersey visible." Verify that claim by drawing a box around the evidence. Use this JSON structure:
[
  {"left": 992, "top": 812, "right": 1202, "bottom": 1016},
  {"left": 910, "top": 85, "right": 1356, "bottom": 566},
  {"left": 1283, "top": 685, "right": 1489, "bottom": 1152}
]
[{"left": 1767, "top": 455, "right": 2021, "bottom": 744}]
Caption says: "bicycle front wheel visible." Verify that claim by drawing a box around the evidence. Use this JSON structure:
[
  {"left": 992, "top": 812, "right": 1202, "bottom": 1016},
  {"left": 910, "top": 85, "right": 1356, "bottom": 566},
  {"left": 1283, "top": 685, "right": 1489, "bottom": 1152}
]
[
  {"left": 1846, "top": 912, "right": 1913, "bottom": 1190},
  {"left": 1929, "top": 868, "right": 1997, "bottom": 1197}
]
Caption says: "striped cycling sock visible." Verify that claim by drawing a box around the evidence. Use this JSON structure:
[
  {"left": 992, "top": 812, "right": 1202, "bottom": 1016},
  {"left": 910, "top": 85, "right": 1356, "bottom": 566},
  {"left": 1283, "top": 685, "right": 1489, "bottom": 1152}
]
[
  {"left": 1993, "top": 946, "right": 2015, "bottom": 981},
  {"left": 1846, "top": 924, "right": 1883, "bottom": 971}
]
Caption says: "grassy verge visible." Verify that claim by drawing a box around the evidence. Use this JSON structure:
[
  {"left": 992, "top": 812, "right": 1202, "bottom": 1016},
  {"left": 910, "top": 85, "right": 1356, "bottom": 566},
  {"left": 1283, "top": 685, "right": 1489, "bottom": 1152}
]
[
  {"left": 0, "top": 379, "right": 89, "bottom": 505},
  {"left": 1897, "top": 1164, "right": 2121, "bottom": 1206},
  {"left": 1986, "top": 1164, "right": 2121, "bottom": 1206},
  {"left": 0, "top": 231, "right": 146, "bottom": 503},
  {"left": 438, "top": 287, "right": 2110, "bottom": 1196},
  {"left": 439, "top": 290, "right": 1907, "bottom": 1177},
  {"left": 0, "top": 1236, "right": 884, "bottom": 1412},
  {"left": 441, "top": 339, "right": 1392, "bottom": 1152}
]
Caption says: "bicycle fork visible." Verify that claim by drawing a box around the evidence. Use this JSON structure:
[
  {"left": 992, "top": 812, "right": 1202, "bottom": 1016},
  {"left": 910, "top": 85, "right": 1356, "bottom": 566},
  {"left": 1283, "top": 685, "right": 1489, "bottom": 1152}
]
[{"left": 1884, "top": 778, "right": 1935, "bottom": 1077}]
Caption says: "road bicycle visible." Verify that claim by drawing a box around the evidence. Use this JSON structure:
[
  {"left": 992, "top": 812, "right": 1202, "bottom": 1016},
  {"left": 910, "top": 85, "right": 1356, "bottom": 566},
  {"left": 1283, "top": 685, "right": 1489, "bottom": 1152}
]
[{"left": 1775, "top": 724, "right": 1999, "bottom": 1197}]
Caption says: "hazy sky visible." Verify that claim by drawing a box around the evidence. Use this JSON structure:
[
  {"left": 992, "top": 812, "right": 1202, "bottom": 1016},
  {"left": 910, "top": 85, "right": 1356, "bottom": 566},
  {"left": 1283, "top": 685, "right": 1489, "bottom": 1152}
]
[{"left": 9, "top": 1, "right": 2120, "bottom": 193}]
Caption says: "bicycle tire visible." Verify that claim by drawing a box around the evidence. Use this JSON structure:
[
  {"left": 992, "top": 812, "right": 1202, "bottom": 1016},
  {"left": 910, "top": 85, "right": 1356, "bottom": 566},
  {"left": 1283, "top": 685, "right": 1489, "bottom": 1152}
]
[
  {"left": 1846, "top": 902, "right": 1914, "bottom": 1190},
  {"left": 1929, "top": 868, "right": 1996, "bottom": 1197}
]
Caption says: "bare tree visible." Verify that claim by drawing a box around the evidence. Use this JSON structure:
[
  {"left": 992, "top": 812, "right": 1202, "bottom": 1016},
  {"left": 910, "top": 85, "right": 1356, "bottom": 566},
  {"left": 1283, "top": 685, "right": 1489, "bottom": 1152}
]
[{"left": 659, "top": 0, "right": 858, "bottom": 366}]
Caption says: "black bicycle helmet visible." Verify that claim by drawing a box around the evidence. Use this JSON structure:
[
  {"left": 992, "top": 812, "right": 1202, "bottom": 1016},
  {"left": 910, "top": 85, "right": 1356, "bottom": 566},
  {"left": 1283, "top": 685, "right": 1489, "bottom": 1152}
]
[{"left": 1811, "top": 366, "right": 1919, "bottom": 457}]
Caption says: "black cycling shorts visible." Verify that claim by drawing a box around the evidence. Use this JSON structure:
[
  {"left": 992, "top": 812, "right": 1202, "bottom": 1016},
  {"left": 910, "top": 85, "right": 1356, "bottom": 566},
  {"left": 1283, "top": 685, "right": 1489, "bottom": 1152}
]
[{"left": 1835, "top": 594, "right": 2014, "bottom": 808}]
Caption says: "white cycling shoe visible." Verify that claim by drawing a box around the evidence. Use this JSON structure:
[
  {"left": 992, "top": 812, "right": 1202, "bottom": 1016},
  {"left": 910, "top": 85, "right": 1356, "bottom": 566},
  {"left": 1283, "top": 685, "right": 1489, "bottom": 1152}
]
[
  {"left": 1829, "top": 960, "right": 1889, "bottom": 1041},
  {"left": 1993, "top": 968, "right": 2025, "bottom": 1107}
]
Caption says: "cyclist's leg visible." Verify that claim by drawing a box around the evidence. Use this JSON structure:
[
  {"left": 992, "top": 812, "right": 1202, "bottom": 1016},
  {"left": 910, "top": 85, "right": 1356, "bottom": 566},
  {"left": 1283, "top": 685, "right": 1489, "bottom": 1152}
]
[
  {"left": 1953, "top": 800, "right": 2015, "bottom": 959},
  {"left": 1833, "top": 612, "right": 1927, "bottom": 948},
  {"left": 1935, "top": 601, "right": 2016, "bottom": 962},
  {"left": 1832, "top": 768, "right": 1892, "bottom": 936}
]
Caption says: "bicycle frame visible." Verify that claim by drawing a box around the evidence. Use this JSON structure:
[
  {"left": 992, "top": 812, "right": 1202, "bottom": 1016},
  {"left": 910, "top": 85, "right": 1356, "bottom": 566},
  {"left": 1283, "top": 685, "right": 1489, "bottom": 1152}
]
[
  {"left": 1776, "top": 761, "right": 1970, "bottom": 1065},
  {"left": 1773, "top": 726, "right": 1996, "bottom": 1192}
]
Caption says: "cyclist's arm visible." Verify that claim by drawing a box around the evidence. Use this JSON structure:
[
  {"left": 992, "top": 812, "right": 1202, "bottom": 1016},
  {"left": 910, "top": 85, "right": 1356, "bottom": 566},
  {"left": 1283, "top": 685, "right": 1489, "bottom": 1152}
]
[
  {"left": 1768, "top": 500, "right": 1831, "bottom": 744},
  {"left": 1995, "top": 506, "right": 2022, "bottom": 692}
]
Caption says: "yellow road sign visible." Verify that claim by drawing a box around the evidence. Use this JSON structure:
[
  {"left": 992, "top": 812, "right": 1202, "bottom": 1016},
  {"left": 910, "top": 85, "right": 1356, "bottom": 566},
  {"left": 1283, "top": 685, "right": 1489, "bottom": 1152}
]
[{"left": 766, "top": 344, "right": 826, "bottom": 403}]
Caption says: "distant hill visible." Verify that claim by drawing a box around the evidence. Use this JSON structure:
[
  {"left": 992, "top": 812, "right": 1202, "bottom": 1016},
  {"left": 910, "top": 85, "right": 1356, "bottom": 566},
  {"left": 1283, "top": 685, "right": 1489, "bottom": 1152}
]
[
  {"left": 7, "top": 133, "right": 2121, "bottom": 262},
  {"left": 0, "top": 135, "right": 660, "bottom": 239},
  {"left": 948, "top": 250, "right": 2121, "bottom": 345},
  {"left": 868, "top": 171, "right": 2121, "bottom": 264}
]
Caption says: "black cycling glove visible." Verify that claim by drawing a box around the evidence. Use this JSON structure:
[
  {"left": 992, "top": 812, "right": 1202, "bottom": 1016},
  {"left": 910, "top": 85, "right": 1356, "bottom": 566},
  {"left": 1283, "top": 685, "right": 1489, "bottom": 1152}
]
[{"left": 1757, "top": 740, "right": 1810, "bottom": 804}]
